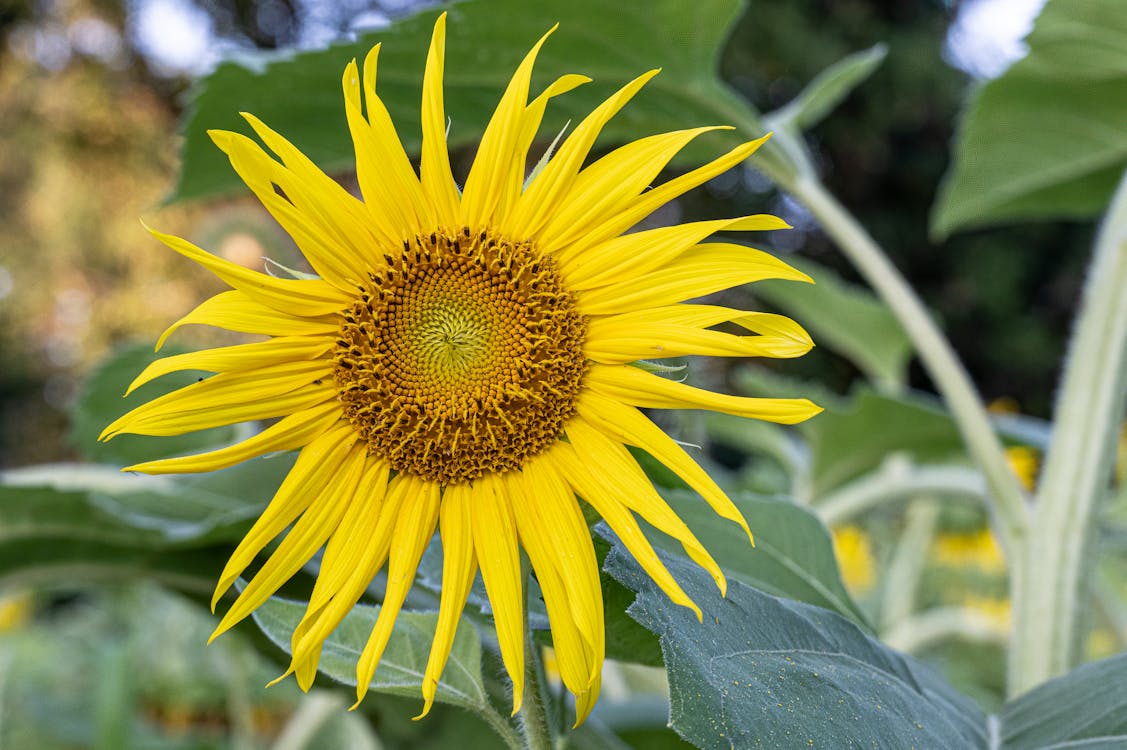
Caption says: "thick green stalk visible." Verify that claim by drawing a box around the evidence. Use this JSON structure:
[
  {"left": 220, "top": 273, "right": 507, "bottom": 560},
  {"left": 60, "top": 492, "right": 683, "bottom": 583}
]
[
  {"left": 787, "top": 174, "right": 1030, "bottom": 558},
  {"left": 1009, "top": 169, "right": 1127, "bottom": 696}
]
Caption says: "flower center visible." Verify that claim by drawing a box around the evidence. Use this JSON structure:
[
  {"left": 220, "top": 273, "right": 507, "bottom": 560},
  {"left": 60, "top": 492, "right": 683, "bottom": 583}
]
[{"left": 334, "top": 227, "right": 587, "bottom": 485}]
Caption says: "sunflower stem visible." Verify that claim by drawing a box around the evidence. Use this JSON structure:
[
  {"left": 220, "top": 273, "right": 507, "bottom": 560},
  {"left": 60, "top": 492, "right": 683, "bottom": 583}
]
[
  {"left": 1009, "top": 168, "right": 1127, "bottom": 696},
  {"left": 518, "top": 563, "right": 555, "bottom": 750},
  {"left": 786, "top": 174, "right": 1030, "bottom": 564}
]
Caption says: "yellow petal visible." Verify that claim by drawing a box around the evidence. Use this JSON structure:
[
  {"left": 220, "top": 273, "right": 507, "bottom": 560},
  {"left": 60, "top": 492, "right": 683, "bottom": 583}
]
[
  {"left": 420, "top": 12, "right": 460, "bottom": 226},
  {"left": 560, "top": 215, "right": 790, "bottom": 290},
  {"left": 510, "top": 459, "right": 604, "bottom": 696},
  {"left": 576, "top": 242, "right": 812, "bottom": 316},
  {"left": 100, "top": 361, "right": 333, "bottom": 440},
  {"left": 286, "top": 460, "right": 399, "bottom": 682},
  {"left": 505, "top": 69, "right": 659, "bottom": 239},
  {"left": 577, "top": 391, "right": 754, "bottom": 545},
  {"left": 469, "top": 473, "right": 525, "bottom": 714},
  {"left": 496, "top": 73, "right": 591, "bottom": 220},
  {"left": 209, "top": 425, "right": 355, "bottom": 611},
  {"left": 354, "top": 475, "right": 441, "bottom": 706},
  {"left": 146, "top": 225, "right": 350, "bottom": 317},
  {"left": 415, "top": 482, "right": 478, "bottom": 719},
  {"left": 237, "top": 113, "right": 392, "bottom": 255},
  {"left": 208, "top": 129, "right": 370, "bottom": 289},
  {"left": 586, "top": 363, "right": 822, "bottom": 425},
  {"left": 123, "top": 400, "right": 342, "bottom": 475},
  {"left": 211, "top": 440, "right": 366, "bottom": 640},
  {"left": 564, "top": 417, "right": 726, "bottom": 595},
  {"left": 536, "top": 127, "right": 742, "bottom": 252},
  {"left": 155, "top": 291, "right": 339, "bottom": 351},
  {"left": 550, "top": 441, "right": 702, "bottom": 620},
  {"left": 585, "top": 306, "right": 813, "bottom": 363},
  {"left": 342, "top": 50, "right": 435, "bottom": 236},
  {"left": 126, "top": 336, "right": 333, "bottom": 395},
  {"left": 460, "top": 25, "right": 556, "bottom": 228}
]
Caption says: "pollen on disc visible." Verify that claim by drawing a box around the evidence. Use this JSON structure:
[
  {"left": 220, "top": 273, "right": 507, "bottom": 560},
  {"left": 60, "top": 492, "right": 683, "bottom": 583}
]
[{"left": 333, "top": 227, "right": 587, "bottom": 485}]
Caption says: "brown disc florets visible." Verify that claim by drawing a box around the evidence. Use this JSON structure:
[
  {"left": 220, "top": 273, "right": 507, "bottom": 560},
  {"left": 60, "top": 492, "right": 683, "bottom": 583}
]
[{"left": 334, "top": 227, "right": 587, "bottom": 485}]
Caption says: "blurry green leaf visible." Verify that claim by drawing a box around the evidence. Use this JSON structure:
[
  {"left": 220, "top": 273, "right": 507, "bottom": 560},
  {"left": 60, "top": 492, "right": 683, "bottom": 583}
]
[
  {"left": 173, "top": 0, "right": 793, "bottom": 202},
  {"left": 644, "top": 489, "right": 868, "bottom": 626},
  {"left": 766, "top": 43, "right": 888, "bottom": 132},
  {"left": 805, "top": 388, "right": 968, "bottom": 496},
  {"left": 932, "top": 0, "right": 1127, "bottom": 237},
  {"left": 250, "top": 592, "right": 489, "bottom": 714},
  {"left": 999, "top": 653, "right": 1127, "bottom": 749},
  {"left": 72, "top": 344, "right": 239, "bottom": 467},
  {"left": 605, "top": 543, "right": 988, "bottom": 749},
  {"left": 754, "top": 256, "right": 912, "bottom": 387}
]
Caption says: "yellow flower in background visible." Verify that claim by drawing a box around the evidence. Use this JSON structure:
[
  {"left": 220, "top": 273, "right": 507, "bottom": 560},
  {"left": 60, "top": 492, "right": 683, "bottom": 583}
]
[
  {"left": 100, "top": 14, "right": 821, "bottom": 723},
  {"left": 962, "top": 595, "right": 1011, "bottom": 633},
  {"left": 931, "top": 528, "right": 1006, "bottom": 574},
  {"left": 0, "top": 592, "right": 31, "bottom": 632},
  {"left": 1005, "top": 446, "right": 1039, "bottom": 491},
  {"left": 831, "top": 525, "right": 875, "bottom": 594}
]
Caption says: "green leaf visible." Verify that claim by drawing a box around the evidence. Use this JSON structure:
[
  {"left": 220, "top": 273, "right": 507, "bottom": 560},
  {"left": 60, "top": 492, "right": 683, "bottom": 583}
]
[
  {"left": 72, "top": 344, "right": 239, "bottom": 467},
  {"left": 754, "top": 256, "right": 912, "bottom": 387},
  {"left": 642, "top": 489, "right": 869, "bottom": 627},
  {"left": 999, "top": 652, "right": 1127, "bottom": 749},
  {"left": 805, "top": 388, "right": 969, "bottom": 496},
  {"left": 766, "top": 44, "right": 888, "bottom": 132},
  {"left": 172, "top": 0, "right": 797, "bottom": 203},
  {"left": 932, "top": 0, "right": 1127, "bottom": 237},
  {"left": 249, "top": 591, "right": 489, "bottom": 714},
  {"left": 604, "top": 543, "right": 988, "bottom": 749}
]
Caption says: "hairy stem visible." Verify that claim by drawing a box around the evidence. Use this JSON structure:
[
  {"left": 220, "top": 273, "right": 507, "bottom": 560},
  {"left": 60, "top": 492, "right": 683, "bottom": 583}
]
[{"left": 1009, "top": 168, "right": 1127, "bottom": 696}]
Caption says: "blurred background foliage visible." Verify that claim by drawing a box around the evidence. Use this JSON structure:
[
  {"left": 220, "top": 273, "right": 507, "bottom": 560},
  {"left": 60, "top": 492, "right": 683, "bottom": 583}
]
[{"left": 0, "top": 0, "right": 1115, "bottom": 747}]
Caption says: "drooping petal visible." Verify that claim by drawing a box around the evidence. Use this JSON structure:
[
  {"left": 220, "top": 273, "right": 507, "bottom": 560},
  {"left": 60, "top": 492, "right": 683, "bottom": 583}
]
[
  {"left": 285, "top": 459, "right": 397, "bottom": 685},
  {"left": 147, "top": 226, "right": 350, "bottom": 317},
  {"left": 550, "top": 441, "right": 703, "bottom": 620},
  {"left": 585, "top": 306, "right": 813, "bottom": 363},
  {"left": 469, "top": 473, "right": 526, "bottom": 714},
  {"left": 576, "top": 242, "right": 812, "bottom": 316},
  {"left": 126, "top": 336, "right": 333, "bottom": 395},
  {"left": 586, "top": 363, "right": 822, "bottom": 425},
  {"left": 100, "top": 361, "right": 334, "bottom": 439},
  {"left": 577, "top": 390, "right": 754, "bottom": 544},
  {"left": 510, "top": 459, "right": 604, "bottom": 707},
  {"left": 564, "top": 416, "right": 726, "bottom": 594},
  {"left": 155, "top": 291, "right": 339, "bottom": 350},
  {"left": 559, "top": 214, "right": 790, "bottom": 290},
  {"left": 208, "top": 425, "right": 356, "bottom": 611},
  {"left": 123, "top": 400, "right": 342, "bottom": 475},
  {"left": 211, "top": 440, "right": 367, "bottom": 639},
  {"left": 416, "top": 482, "right": 478, "bottom": 719},
  {"left": 354, "top": 475, "right": 441, "bottom": 705},
  {"left": 460, "top": 25, "right": 556, "bottom": 228}
]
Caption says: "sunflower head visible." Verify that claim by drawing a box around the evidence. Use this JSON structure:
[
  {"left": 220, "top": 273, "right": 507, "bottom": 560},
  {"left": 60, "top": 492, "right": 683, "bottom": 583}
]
[{"left": 102, "top": 12, "right": 820, "bottom": 725}]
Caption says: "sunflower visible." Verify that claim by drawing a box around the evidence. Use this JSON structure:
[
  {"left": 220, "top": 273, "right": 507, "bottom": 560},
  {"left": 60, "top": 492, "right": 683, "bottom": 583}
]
[{"left": 101, "top": 13, "right": 821, "bottom": 724}]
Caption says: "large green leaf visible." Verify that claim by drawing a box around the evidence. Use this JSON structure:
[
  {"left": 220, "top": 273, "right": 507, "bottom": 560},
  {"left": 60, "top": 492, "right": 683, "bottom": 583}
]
[
  {"left": 645, "top": 489, "right": 869, "bottom": 627},
  {"left": 932, "top": 0, "right": 1127, "bottom": 237},
  {"left": 604, "top": 542, "right": 987, "bottom": 749},
  {"left": 753, "top": 256, "right": 912, "bottom": 387},
  {"left": 250, "top": 592, "right": 489, "bottom": 714},
  {"left": 998, "top": 652, "right": 1127, "bottom": 749},
  {"left": 172, "top": 0, "right": 795, "bottom": 203}
]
